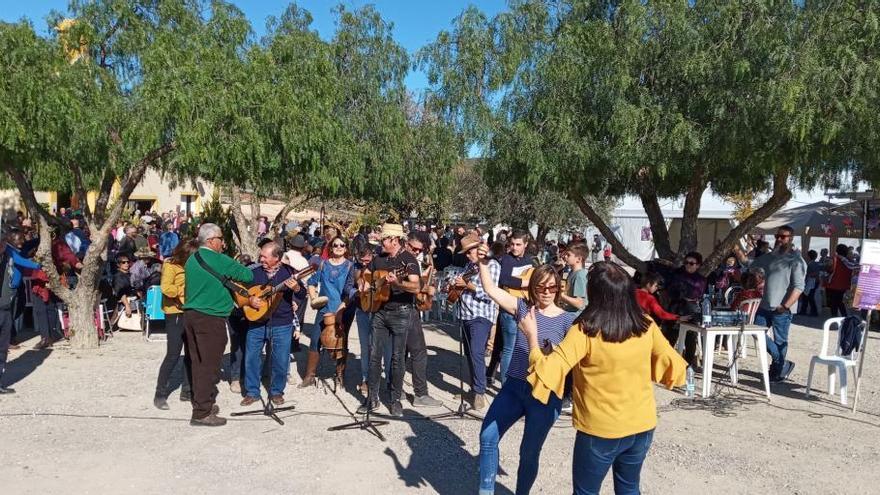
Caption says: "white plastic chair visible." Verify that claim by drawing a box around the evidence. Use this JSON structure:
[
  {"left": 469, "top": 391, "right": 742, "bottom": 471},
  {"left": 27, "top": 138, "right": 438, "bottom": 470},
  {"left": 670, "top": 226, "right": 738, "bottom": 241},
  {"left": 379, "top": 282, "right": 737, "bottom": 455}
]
[
  {"left": 736, "top": 298, "right": 762, "bottom": 357},
  {"left": 805, "top": 317, "right": 868, "bottom": 405}
]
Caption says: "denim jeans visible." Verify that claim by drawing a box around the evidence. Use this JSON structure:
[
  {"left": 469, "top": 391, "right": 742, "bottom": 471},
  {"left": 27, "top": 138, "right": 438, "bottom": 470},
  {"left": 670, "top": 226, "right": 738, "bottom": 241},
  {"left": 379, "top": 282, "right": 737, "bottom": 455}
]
[
  {"left": 355, "top": 308, "right": 372, "bottom": 383},
  {"left": 463, "top": 317, "right": 492, "bottom": 394},
  {"left": 572, "top": 429, "right": 654, "bottom": 495},
  {"left": 367, "top": 305, "right": 411, "bottom": 404},
  {"left": 498, "top": 311, "right": 518, "bottom": 386},
  {"left": 479, "top": 378, "right": 561, "bottom": 495},
  {"left": 244, "top": 323, "right": 293, "bottom": 397},
  {"left": 754, "top": 307, "right": 793, "bottom": 378},
  {"left": 227, "top": 315, "right": 247, "bottom": 383}
]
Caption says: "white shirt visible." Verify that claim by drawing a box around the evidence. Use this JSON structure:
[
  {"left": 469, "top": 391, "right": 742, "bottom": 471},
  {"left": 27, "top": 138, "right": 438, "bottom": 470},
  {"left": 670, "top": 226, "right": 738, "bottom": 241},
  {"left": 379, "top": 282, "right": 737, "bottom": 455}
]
[{"left": 282, "top": 250, "right": 310, "bottom": 271}]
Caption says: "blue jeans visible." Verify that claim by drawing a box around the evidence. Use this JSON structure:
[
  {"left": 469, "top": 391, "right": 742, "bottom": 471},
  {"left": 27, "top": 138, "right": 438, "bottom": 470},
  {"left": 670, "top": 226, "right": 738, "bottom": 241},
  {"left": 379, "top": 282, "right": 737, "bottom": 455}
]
[
  {"left": 464, "top": 317, "right": 493, "bottom": 394},
  {"left": 479, "top": 378, "right": 561, "bottom": 495},
  {"left": 244, "top": 323, "right": 293, "bottom": 398},
  {"left": 573, "top": 429, "right": 654, "bottom": 495},
  {"left": 754, "top": 308, "right": 793, "bottom": 377},
  {"left": 498, "top": 311, "right": 518, "bottom": 386}
]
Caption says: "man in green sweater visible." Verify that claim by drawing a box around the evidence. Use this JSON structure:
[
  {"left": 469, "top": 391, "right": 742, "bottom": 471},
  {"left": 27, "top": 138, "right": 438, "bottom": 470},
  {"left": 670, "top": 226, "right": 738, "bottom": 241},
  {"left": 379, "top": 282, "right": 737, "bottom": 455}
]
[{"left": 183, "top": 223, "right": 254, "bottom": 426}]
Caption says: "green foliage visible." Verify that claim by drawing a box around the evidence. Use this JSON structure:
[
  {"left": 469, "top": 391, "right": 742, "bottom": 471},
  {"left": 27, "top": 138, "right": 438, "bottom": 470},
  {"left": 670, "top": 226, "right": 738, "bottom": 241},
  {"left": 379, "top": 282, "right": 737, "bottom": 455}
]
[{"left": 199, "top": 193, "right": 237, "bottom": 258}]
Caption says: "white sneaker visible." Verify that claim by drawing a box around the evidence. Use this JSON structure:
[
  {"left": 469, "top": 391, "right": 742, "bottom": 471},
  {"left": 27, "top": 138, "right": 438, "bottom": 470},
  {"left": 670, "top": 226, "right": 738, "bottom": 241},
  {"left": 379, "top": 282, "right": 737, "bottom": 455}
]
[
  {"left": 561, "top": 397, "right": 573, "bottom": 415},
  {"left": 229, "top": 381, "right": 241, "bottom": 393}
]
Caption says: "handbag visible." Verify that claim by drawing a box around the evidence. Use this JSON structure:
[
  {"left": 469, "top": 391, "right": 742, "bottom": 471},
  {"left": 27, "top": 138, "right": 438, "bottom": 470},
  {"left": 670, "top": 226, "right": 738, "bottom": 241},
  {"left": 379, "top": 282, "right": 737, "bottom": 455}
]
[{"left": 116, "top": 309, "right": 143, "bottom": 331}]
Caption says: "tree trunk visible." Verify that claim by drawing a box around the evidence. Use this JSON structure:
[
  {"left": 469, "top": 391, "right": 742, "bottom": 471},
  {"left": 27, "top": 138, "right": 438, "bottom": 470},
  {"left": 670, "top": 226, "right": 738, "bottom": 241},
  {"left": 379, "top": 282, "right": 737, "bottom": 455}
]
[
  {"left": 536, "top": 223, "right": 550, "bottom": 245},
  {"left": 637, "top": 186, "right": 674, "bottom": 260},
  {"left": 674, "top": 167, "right": 708, "bottom": 264},
  {"left": 699, "top": 170, "right": 792, "bottom": 275},
  {"left": 570, "top": 191, "right": 647, "bottom": 272},
  {"left": 229, "top": 186, "right": 258, "bottom": 259},
  {"left": 67, "top": 284, "right": 101, "bottom": 349}
]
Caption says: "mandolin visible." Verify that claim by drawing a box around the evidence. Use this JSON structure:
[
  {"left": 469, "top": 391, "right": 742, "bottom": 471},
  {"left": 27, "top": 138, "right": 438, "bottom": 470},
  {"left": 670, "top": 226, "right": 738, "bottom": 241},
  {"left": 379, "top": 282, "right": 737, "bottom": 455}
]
[
  {"left": 232, "top": 265, "right": 316, "bottom": 322},
  {"left": 358, "top": 267, "right": 407, "bottom": 313}
]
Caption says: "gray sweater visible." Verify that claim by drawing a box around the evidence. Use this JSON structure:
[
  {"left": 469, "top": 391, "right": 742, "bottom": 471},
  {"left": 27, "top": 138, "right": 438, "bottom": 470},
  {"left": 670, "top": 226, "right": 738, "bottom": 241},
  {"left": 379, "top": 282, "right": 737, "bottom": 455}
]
[{"left": 748, "top": 250, "right": 807, "bottom": 311}]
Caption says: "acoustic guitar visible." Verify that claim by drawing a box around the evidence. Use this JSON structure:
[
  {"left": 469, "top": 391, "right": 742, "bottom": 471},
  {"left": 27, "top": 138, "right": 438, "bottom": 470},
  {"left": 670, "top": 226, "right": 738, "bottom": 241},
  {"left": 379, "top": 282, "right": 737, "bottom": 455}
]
[
  {"left": 444, "top": 265, "right": 479, "bottom": 304},
  {"left": 416, "top": 261, "right": 436, "bottom": 312},
  {"left": 358, "top": 267, "right": 407, "bottom": 313},
  {"left": 505, "top": 267, "right": 535, "bottom": 301},
  {"left": 231, "top": 265, "right": 316, "bottom": 322}
]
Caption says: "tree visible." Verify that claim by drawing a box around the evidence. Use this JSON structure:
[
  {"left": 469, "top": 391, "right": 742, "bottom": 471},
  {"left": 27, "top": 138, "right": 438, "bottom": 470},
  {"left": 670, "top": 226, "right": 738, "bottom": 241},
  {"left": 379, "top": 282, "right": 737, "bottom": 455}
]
[
  {"left": 0, "top": 1, "right": 228, "bottom": 348},
  {"left": 420, "top": 0, "right": 875, "bottom": 274}
]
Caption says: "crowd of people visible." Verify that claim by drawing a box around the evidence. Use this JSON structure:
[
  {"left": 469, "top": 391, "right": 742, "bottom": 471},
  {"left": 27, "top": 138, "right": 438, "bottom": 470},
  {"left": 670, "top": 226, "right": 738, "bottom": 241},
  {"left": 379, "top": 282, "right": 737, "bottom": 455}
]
[{"left": 0, "top": 205, "right": 869, "bottom": 494}]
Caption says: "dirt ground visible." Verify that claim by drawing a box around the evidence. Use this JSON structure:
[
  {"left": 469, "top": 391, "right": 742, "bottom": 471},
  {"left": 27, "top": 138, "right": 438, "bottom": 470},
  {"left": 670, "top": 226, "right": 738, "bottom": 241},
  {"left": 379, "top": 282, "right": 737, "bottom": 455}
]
[{"left": 1, "top": 312, "right": 879, "bottom": 495}]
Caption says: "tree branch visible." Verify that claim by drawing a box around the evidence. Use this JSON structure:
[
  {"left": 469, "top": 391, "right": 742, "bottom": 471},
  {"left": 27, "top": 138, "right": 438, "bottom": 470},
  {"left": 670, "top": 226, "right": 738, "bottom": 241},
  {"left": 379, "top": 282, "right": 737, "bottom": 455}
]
[
  {"left": 270, "top": 193, "right": 311, "bottom": 238},
  {"left": 675, "top": 166, "right": 708, "bottom": 263},
  {"left": 636, "top": 168, "right": 674, "bottom": 260},
  {"left": 700, "top": 170, "right": 793, "bottom": 275},
  {"left": 571, "top": 191, "right": 646, "bottom": 272},
  {"left": 92, "top": 163, "right": 117, "bottom": 227},
  {"left": 70, "top": 162, "right": 94, "bottom": 225}
]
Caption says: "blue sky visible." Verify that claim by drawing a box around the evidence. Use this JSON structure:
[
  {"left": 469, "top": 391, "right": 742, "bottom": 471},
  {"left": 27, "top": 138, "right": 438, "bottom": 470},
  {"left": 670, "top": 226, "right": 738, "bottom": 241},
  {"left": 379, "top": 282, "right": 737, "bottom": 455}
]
[{"left": 1, "top": 0, "right": 508, "bottom": 92}]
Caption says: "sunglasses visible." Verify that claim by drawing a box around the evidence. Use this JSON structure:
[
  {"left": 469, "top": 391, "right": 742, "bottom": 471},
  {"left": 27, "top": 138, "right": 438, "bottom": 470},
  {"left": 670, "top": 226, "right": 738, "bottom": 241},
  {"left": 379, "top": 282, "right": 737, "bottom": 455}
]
[
  {"left": 408, "top": 245, "right": 424, "bottom": 253},
  {"left": 118, "top": 261, "right": 130, "bottom": 265},
  {"left": 331, "top": 243, "right": 346, "bottom": 248},
  {"left": 535, "top": 285, "right": 559, "bottom": 294},
  {"left": 775, "top": 234, "right": 791, "bottom": 239}
]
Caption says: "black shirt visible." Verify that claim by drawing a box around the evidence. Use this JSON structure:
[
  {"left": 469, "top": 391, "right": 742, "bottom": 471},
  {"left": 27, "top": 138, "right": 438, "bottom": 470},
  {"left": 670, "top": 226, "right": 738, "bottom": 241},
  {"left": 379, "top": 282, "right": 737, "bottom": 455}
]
[{"left": 371, "top": 250, "right": 420, "bottom": 308}]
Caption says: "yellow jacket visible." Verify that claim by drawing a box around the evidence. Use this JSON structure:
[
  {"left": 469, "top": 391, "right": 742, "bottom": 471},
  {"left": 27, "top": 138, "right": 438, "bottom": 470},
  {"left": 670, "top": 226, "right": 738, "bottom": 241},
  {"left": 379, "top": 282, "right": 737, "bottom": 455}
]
[
  {"left": 160, "top": 261, "right": 186, "bottom": 314},
  {"left": 527, "top": 320, "right": 686, "bottom": 439}
]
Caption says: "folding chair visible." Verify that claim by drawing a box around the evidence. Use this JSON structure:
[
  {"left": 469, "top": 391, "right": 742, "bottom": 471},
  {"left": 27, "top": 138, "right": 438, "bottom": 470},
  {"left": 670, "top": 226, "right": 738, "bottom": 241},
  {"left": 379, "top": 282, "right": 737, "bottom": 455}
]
[{"left": 143, "top": 285, "right": 166, "bottom": 342}]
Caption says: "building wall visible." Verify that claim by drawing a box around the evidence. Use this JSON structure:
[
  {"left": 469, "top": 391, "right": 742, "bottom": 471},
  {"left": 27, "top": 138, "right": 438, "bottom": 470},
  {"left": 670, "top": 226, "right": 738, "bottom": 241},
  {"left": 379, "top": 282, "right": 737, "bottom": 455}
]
[{"left": 0, "top": 169, "right": 216, "bottom": 221}]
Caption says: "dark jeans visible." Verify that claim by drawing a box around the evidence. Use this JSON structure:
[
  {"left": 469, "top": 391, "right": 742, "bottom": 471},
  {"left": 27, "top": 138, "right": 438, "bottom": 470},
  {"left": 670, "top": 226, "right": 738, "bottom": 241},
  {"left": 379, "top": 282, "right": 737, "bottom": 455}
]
[
  {"left": 182, "top": 310, "right": 228, "bottom": 420},
  {"left": 572, "top": 429, "right": 654, "bottom": 495},
  {"left": 0, "top": 308, "right": 13, "bottom": 380},
  {"left": 463, "top": 317, "right": 492, "bottom": 394},
  {"left": 32, "top": 295, "right": 62, "bottom": 342},
  {"left": 799, "top": 287, "right": 819, "bottom": 316},
  {"left": 826, "top": 288, "right": 848, "bottom": 318},
  {"left": 667, "top": 300, "right": 699, "bottom": 365},
  {"left": 486, "top": 320, "right": 503, "bottom": 383},
  {"left": 367, "top": 305, "right": 411, "bottom": 404},
  {"left": 227, "top": 314, "right": 248, "bottom": 383},
  {"left": 407, "top": 309, "right": 429, "bottom": 397},
  {"left": 155, "top": 313, "right": 192, "bottom": 398}
]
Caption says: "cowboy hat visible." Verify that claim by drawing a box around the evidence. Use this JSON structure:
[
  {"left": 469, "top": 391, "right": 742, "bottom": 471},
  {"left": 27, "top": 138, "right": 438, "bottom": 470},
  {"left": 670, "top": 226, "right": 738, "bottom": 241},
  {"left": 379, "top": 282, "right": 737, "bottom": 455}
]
[
  {"left": 380, "top": 223, "right": 405, "bottom": 239},
  {"left": 458, "top": 233, "right": 482, "bottom": 254}
]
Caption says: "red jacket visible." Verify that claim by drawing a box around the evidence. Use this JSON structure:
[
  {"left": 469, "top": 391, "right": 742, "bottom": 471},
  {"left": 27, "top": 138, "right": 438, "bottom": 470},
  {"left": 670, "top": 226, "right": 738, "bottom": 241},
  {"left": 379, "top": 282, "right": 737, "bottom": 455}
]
[{"left": 636, "top": 288, "right": 679, "bottom": 321}]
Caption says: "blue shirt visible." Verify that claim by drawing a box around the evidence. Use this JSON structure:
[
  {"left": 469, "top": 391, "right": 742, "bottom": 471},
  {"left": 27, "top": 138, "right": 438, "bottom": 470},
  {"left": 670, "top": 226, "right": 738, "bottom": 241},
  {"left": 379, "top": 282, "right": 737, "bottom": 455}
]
[
  {"left": 308, "top": 259, "right": 355, "bottom": 317},
  {"left": 507, "top": 298, "right": 578, "bottom": 381}
]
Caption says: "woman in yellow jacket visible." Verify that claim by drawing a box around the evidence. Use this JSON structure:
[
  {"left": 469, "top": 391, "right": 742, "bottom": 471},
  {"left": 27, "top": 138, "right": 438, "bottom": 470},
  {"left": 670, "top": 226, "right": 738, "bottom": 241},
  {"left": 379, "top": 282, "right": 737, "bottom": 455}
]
[
  {"left": 521, "top": 262, "right": 686, "bottom": 494},
  {"left": 153, "top": 239, "right": 199, "bottom": 410}
]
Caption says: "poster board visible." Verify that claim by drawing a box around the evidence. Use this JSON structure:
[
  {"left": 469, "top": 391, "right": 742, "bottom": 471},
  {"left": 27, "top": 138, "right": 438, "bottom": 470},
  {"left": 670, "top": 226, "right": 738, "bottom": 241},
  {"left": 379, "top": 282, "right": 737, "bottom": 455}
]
[{"left": 849, "top": 240, "right": 879, "bottom": 413}]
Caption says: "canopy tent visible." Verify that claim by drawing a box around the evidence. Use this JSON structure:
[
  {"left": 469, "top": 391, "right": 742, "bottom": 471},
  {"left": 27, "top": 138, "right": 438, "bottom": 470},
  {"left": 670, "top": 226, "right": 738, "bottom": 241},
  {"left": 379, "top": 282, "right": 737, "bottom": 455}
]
[{"left": 756, "top": 199, "right": 880, "bottom": 254}]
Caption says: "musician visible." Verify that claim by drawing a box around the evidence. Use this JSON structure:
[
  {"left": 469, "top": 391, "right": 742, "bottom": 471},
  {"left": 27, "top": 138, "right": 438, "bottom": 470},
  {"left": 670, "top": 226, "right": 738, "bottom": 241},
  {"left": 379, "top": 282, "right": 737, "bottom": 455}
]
[
  {"left": 182, "top": 223, "right": 254, "bottom": 427},
  {"left": 493, "top": 230, "right": 534, "bottom": 386},
  {"left": 357, "top": 223, "right": 422, "bottom": 417},
  {"left": 240, "top": 242, "right": 305, "bottom": 407},
  {"left": 453, "top": 233, "right": 500, "bottom": 410},
  {"left": 399, "top": 231, "right": 442, "bottom": 408},
  {"left": 302, "top": 235, "right": 356, "bottom": 388},
  {"left": 353, "top": 246, "right": 376, "bottom": 394}
]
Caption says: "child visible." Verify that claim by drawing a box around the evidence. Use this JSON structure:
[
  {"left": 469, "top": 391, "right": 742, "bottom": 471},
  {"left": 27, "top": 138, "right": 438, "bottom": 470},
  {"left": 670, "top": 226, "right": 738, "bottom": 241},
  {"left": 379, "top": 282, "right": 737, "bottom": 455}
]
[
  {"left": 731, "top": 269, "right": 765, "bottom": 310},
  {"left": 559, "top": 242, "right": 588, "bottom": 313},
  {"left": 636, "top": 272, "right": 687, "bottom": 323}
]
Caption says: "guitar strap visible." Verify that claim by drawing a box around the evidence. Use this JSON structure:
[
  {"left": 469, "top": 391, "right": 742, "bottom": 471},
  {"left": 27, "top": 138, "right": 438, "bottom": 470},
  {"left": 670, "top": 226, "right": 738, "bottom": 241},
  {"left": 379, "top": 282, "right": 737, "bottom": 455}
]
[{"left": 194, "top": 251, "right": 242, "bottom": 292}]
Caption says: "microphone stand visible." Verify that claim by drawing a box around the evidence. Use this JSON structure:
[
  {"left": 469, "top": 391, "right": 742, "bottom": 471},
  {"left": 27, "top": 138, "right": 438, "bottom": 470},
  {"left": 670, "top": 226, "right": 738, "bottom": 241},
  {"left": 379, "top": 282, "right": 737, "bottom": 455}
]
[
  {"left": 231, "top": 327, "right": 296, "bottom": 426},
  {"left": 429, "top": 314, "right": 482, "bottom": 422},
  {"left": 327, "top": 272, "right": 388, "bottom": 440}
]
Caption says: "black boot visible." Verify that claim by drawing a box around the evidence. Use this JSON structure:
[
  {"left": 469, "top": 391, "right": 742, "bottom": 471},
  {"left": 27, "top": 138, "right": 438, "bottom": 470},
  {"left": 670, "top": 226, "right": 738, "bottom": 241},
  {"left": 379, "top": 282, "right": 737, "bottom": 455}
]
[{"left": 153, "top": 394, "right": 169, "bottom": 410}]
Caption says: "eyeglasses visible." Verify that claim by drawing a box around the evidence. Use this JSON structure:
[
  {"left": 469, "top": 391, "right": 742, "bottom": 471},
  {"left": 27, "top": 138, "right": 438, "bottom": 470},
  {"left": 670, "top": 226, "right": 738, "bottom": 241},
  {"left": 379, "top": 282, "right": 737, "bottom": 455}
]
[
  {"left": 408, "top": 244, "right": 424, "bottom": 253},
  {"left": 207, "top": 236, "right": 223, "bottom": 242},
  {"left": 535, "top": 285, "right": 559, "bottom": 294},
  {"left": 332, "top": 243, "right": 346, "bottom": 248},
  {"left": 118, "top": 261, "right": 130, "bottom": 265}
]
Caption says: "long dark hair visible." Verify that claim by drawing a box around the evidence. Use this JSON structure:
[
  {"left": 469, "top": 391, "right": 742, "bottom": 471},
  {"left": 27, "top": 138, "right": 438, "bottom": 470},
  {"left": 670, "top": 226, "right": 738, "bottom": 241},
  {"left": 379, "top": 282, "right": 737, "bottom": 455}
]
[
  {"left": 577, "top": 262, "right": 650, "bottom": 343},
  {"left": 169, "top": 239, "right": 199, "bottom": 266}
]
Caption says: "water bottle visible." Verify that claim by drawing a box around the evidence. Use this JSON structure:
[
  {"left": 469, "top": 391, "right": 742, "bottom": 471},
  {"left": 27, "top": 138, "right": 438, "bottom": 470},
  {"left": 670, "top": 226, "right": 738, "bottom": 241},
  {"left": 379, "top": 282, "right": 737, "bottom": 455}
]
[
  {"left": 701, "top": 295, "right": 712, "bottom": 327},
  {"left": 685, "top": 366, "right": 695, "bottom": 398}
]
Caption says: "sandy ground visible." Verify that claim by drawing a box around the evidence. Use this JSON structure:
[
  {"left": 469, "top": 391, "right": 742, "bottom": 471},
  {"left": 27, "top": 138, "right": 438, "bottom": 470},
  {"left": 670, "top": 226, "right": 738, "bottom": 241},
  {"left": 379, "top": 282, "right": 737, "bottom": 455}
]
[{"left": 1, "top": 310, "right": 879, "bottom": 495}]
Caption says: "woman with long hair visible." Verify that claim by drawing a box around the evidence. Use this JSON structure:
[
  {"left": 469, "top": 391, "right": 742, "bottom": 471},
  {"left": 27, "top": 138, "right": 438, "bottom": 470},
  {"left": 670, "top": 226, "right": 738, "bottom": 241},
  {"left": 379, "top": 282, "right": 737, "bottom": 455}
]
[
  {"left": 475, "top": 244, "right": 578, "bottom": 495},
  {"left": 522, "top": 262, "right": 686, "bottom": 494},
  {"left": 302, "top": 235, "right": 356, "bottom": 387},
  {"left": 154, "top": 239, "right": 200, "bottom": 410}
]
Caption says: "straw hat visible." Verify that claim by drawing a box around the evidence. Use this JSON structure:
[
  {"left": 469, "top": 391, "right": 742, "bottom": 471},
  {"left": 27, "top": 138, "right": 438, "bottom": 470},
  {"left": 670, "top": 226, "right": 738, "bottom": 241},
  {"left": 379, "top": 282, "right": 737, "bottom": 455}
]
[
  {"left": 134, "top": 246, "right": 157, "bottom": 259},
  {"left": 380, "top": 223, "right": 405, "bottom": 239},
  {"left": 458, "top": 233, "right": 482, "bottom": 254}
]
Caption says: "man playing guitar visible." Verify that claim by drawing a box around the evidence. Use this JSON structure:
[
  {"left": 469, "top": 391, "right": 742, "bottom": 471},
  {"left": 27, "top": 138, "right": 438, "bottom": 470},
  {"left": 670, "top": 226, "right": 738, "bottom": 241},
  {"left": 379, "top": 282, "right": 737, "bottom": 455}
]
[
  {"left": 239, "top": 242, "right": 306, "bottom": 407},
  {"left": 357, "top": 224, "right": 422, "bottom": 417}
]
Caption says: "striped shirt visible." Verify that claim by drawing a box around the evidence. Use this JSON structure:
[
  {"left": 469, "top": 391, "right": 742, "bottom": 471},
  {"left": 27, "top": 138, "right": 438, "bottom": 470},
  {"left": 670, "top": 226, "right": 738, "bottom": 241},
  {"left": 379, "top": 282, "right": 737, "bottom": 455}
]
[
  {"left": 458, "top": 260, "right": 500, "bottom": 322},
  {"left": 507, "top": 298, "right": 578, "bottom": 381}
]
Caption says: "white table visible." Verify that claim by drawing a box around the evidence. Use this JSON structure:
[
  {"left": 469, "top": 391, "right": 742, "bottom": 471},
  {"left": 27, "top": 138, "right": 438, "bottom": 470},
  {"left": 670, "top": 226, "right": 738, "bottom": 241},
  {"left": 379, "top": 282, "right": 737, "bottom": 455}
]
[{"left": 677, "top": 323, "right": 771, "bottom": 399}]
